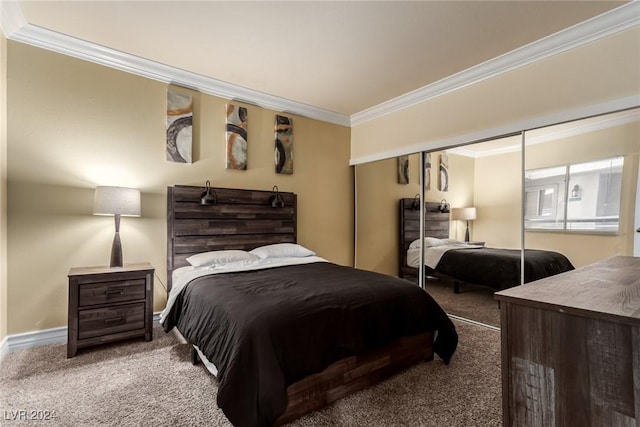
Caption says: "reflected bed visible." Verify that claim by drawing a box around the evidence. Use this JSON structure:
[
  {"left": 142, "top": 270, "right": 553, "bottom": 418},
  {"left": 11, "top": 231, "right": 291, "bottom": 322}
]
[{"left": 399, "top": 198, "right": 574, "bottom": 292}]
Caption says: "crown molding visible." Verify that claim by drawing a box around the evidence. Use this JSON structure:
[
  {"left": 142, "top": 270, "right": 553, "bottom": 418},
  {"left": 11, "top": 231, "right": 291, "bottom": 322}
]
[
  {"left": 0, "top": 0, "right": 27, "bottom": 37},
  {"left": 351, "top": 2, "right": 640, "bottom": 127},
  {"left": 1, "top": 2, "right": 350, "bottom": 127}
]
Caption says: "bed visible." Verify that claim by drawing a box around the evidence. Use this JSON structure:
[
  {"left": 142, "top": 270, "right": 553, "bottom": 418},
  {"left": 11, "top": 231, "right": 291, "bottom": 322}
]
[
  {"left": 399, "top": 198, "right": 574, "bottom": 293},
  {"left": 161, "top": 186, "right": 458, "bottom": 427}
]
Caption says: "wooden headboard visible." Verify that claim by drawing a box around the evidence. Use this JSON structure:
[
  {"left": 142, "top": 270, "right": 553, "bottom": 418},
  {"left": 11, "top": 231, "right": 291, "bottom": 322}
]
[
  {"left": 399, "top": 199, "right": 450, "bottom": 279},
  {"left": 167, "top": 185, "right": 297, "bottom": 291}
]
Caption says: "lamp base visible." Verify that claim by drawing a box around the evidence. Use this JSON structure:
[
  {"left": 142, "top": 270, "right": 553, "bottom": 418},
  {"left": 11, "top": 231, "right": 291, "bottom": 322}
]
[
  {"left": 464, "top": 221, "right": 470, "bottom": 242},
  {"left": 110, "top": 232, "right": 123, "bottom": 268}
]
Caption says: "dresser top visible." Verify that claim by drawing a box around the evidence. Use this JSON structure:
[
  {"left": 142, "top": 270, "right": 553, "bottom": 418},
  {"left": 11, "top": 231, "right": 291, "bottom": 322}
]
[
  {"left": 68, "top": 262, "right": 154, "bottom": 277},
  {"left": 495, "top": 256, "right": 640, "bottom": 324}
]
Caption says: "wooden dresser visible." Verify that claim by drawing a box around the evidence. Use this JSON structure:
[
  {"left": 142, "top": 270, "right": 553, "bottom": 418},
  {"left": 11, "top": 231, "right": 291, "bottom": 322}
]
[
  {"left": 67, "top": 262, "right": 154, "bottom": 357},
  {"left": 495, "top": 256, "right": 640, "bottom": 426}
]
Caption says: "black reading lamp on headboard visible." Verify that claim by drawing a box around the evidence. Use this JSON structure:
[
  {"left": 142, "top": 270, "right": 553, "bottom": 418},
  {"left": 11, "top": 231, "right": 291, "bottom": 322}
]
[
  {"left": 411, "top": 194, "right": 421, "bottom": 210},
  {"left": 200, "top": 180, "right": 217, "bottom": 205},
  {"left": 438, "top": 199, "right": 450, "bottom": 213},
  {"left": 268, "top": 185, "right": 285, "bottom": 208}
]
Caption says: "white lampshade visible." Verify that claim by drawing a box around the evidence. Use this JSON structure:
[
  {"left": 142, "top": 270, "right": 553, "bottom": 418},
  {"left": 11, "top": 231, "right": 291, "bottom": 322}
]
[
  {"left": 451, "top": 207, "right": 477, "bottom": 221},
  {"left": 93, "top": 186, "right": 141, "bottom": 216}
]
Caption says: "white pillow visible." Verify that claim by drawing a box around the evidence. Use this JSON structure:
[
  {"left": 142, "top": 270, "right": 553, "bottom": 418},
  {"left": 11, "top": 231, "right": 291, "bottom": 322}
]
[
  {"left": 409, "top": 237, "right": 465, "bottom": 249},
  {"left": 250, "top": 243, "right": 316, "bottom": 259},
  {"left": 444, "top": 238, "right": 464, "bottom": 245},
  {"left": 186, "top": 250, "right": 258, "bottom": 267},
  {"left": 409, "top": 237, "right": 445, "bottom": 249}
]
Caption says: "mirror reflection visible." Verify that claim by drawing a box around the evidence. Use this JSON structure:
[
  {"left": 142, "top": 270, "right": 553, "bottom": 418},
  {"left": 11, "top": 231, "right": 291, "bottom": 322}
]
[
  {"left": 355, "top": 107, "right": 640, "bottom": 330},
  {"left": 525, "top": 157, "right": 624, "bottom": 233},
  {"left": 356, "top": 138, "right": 523, "bottom": 328},
  {"left": 419, "top": 138, "right": 523, "bottom": 328},
  {"left": 524, "top": 108, "right": 640, "bottom": 269},
  {"left": 354, "top": 153, "right": 422, "bottom": 276}
]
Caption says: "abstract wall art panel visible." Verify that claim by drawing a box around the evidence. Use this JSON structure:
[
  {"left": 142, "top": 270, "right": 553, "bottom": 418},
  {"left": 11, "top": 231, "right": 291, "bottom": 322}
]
[
  {"left": 397, "top": 155, "right": 409, "bottom": 184},
  {"left": 166, "top": 90, "right": 193, "bottom": 163},
  {"left": 425, "top": 153, "right": 432, "bottom": 190},
  {"left": 226, "top": 104, "right": 248, "bottom": 170},
  {"left": 274, "top": 115, "right": 293, "bottom": 174},
  {"left": 439, "top": 154, "right": 449, "bottom": 192}
]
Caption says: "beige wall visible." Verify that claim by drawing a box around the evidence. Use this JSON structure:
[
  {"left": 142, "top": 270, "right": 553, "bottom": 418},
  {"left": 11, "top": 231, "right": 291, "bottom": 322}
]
[
  {"left": 473, "top": 149, "right": 523, "bottom": 249},
  {"left": 6, "top": 42, "right": 353, "bottom": 334},
  {"left": 0, "top": 32, "right": 7, "bottom": 342},
  {"left": 429, "top": 152, "right": 475, "bottom": 241},
  {"left": 355, "top": 152, "right": 474, "bottom": 275},
  {"left": 351, "top": 27, "right": 640, "bottom": 164},
  {"left": 355, "top": 153, "right": 420, "bottom": 275}
]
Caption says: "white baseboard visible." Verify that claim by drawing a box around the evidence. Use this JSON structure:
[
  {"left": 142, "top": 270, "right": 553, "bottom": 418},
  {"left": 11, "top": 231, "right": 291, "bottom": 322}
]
[
  {"left": 0, "top": 335, "right": 7, "bottom": 361},
  {"left": 5, "top": 325, "right": 68, "bottom": 353},
  {"left": 0, "top": 313, "right": 162, "bottom": 362}
]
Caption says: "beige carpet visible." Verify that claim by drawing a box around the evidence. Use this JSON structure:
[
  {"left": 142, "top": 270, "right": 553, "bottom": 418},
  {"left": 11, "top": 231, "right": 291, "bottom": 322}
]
[
  {"left": 0, "top": 321, "right": 501, "bottom": 426},
  {"left": 424, "top": 277, "right": 501, "bottom": 328}
]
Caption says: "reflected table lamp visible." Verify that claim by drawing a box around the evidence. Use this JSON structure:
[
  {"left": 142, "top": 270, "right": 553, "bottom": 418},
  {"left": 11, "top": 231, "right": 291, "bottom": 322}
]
[
  {"left": 93, "top": 186, "right": 141, "bottom": 268},
  {"left": 452, "top": 207, "right": 477, "bottom": 242}
]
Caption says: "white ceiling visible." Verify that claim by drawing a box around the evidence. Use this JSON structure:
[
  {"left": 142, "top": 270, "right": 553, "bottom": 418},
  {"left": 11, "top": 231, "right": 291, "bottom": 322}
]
[{"left": 8, "top": 0, "right": 628, "bottom": 120}]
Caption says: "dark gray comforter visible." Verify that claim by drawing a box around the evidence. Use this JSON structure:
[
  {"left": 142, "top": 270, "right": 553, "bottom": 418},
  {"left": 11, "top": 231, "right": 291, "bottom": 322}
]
[
  {"left": 433, "top": 247, "right": 574, "bottom": 290},
  {"left": 163, "top": 262, "right": 458, "bottom": 427}
]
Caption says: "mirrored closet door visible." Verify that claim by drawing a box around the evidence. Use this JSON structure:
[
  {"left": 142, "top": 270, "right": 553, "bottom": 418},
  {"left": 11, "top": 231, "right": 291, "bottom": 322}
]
[
  {"left": 354, "top": 106, "right": 639, "bottom": 331},
  {"left": 523, "top": 108, "right": 640, "bottom": 273},
  {"left": 419, "top": 136, "right": 523, "bottom": 328},
  {"left": 354, "top": 135, "right": 524, "bottom": 329}
]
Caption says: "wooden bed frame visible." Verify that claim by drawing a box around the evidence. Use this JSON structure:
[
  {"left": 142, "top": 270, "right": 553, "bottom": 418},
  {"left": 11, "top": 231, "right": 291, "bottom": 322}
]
[
  {"left": 398, "top": 199, "right": 449, "bottom": 280},
  {"left": 167, "top": 186, "right": 434, "bottom": 425},
  {"left": 167, "top": 185, "right": 298, "bottom": 292}
]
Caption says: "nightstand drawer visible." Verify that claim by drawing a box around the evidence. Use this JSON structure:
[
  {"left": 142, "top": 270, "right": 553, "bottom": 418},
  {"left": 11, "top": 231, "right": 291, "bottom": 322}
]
[
  {"left": 78, "top": 303, "right": 145, "bottom": 340},
  {"left": 78, "top": 279, "right": 146, "bottom": 307}
]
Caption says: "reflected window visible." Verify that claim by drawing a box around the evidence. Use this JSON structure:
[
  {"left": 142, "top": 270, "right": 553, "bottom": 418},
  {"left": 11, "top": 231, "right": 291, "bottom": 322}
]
[
  {"left": 525, "top": 157, "right": 623, "bottom": 233},
  {"left": 524, "top": 166, "right": 565, "bottom": 230}
]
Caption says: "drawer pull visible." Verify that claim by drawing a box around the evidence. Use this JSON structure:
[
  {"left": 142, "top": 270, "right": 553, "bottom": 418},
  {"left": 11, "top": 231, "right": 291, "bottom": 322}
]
[
  {"left": 104, "top": 289, "right": 124, "bottom": 296},
  {"left": 104, "top": 316, "right": 124, "bottom": 325}
]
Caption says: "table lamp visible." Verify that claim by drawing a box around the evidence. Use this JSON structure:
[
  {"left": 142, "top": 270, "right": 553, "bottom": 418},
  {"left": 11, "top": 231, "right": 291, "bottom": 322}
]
[
  {"left": 452, "top": 207, "right": 477, "bottom": 242},
  {"left": 93, "top": 186, "right": 141, "bottom": 267}
]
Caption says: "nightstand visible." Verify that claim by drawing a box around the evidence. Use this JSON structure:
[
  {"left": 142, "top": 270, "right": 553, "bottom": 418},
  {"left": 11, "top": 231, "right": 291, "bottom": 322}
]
[{"left": 67, "top": 262, "right": 154, "bottom": 358}]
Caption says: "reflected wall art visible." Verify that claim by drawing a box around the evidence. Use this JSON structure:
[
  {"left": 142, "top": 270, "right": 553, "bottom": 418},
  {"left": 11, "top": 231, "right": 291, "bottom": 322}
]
[
  {"left": 439, "top": 154, "right": 449, "bottom": 192},
  {"left": 275, "top": 115, "right": 293, "bottom": 174},
  {"left": 425, "top": 153, "right": 431, "bottom": 190}
]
